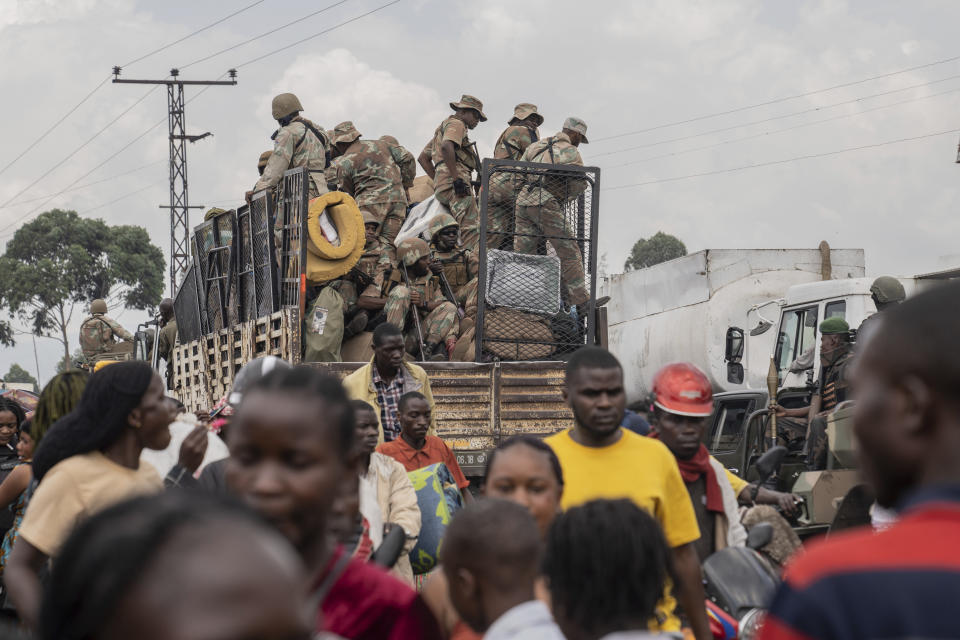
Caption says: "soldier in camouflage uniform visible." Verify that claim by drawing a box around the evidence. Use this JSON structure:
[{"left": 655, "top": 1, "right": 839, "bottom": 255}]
[
  {"left": 379, "top": 238, "right": 458, "bottom": 361},
  {"left": 79, "top": 299, "right": 134, "bottom": 361},
  {"left": 428, "top": 212, "right": 478, "bottom": 322},
  {"left": 333, "top": 211, "right": 394, "bottom": 338},
  {"left": 328, "top": 121, "right": 408, "bottom": 245},
  {"left": 513, "top": 117, "right": 590, "bottom": 307},
  {"left": 487, "top": 103, "right": 543, "bottom": 249},
  {"left": 772, "top": 317, "right": 854, "bottom": 470},
  {"left": 247, "top": 93, "right": 330, "bottom": 202},
  {"left": 418, "top": 95, "right": 486, "bottom": 251},
  {"left": 257, "top": 150, "right": 272, "bottom": 176},
  {"left": 379, "top": 135, "right": 417, "bottom": 198}
]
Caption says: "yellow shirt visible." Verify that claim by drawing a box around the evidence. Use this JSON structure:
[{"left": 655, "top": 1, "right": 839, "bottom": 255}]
[
  {"left": 724, "top": 466, "right": 749, "bottom": 498},
  {"left": 546, "top": 428, "right": 701, "bottom": 632},
  {"left": 19, "top": 451, "right": 163, "bottom": 556}
]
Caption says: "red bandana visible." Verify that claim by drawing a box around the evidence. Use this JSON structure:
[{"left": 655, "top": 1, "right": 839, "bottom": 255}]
[{"left": 651, "top": 434, "right": 724, "bottom": 514}]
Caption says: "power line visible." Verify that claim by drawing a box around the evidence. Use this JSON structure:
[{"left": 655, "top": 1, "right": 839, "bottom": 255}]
[
  {"left": 594, "top": 72, "right": 960, "bottom": 158},
  {"left": 77, "top": 182, "right": 163, "bottom": 215},
  {"left": 122, "top": 0, "right": 268, "bottom": 68},
  {"left": 234, "top": 0, "right": 402, "bottom": 69},
  {"left": 603, "top": 84, "right": 960, "bottom": 169},
  {"left": 592, "top": 54, "right": 960, "bottom": 143},
  {"left": 0, "top": 85, "right": 160, "bottom": 210},
  {"left": 0, "top": 159, "right": 166, "bottom": 209},
  {"left": 603, "top": 129, "right": 959, "bottom": 191},
  {"left": 179, "top": 0, "right": 352, "bottom": 70},
  {"left": 0, "top": 76, "right": 112, "bottom": 179}
]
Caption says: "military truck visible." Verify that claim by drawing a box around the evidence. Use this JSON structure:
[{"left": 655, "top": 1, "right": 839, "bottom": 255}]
[{"left": 171, "top": 159, "right": 603, "bottom": 477}]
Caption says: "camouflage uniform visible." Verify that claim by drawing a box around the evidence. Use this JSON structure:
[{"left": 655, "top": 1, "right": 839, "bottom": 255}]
[
  {"left": 79, "top": 314, "right": 134, "bottom": 359},
  {"left": 427, "top": 95, "right": 486, "bottom": 251},
  {"left": 337, "top": 235, "right": 393, "bottom": 313},
  {"left": 487, "top": 103, "right": 542, "bottom": 249},
  {"left": 157, "top": 319, "right": 177, "bottom": 389},
  {"left": 380, "top": 135, "right": 417, "bottom": 195},
  {"left": 330, "top": 122, "right": 407, "bottom": 245},
  {"left": 513, "top": 121, "right": 590, "bottom": 307},
  {"left": 378, "top": 239, "right": 458, "bottom": 349},
  {"left": 429, "top": 212, "right": 479, "bottom": 319},
  {"left": 806, "top": 344, "right": 854, "bottom": 469},
  {"left": 253, "top": 116, "right": 330, "bottom": 198}
]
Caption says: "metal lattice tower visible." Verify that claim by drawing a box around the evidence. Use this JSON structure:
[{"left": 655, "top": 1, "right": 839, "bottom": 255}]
[{"left": 113, "top": 67, "right": 237, "bottom": 294}]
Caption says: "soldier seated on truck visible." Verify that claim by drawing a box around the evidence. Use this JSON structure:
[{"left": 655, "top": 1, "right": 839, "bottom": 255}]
[
  {"left": 79, "top": 299, "right": 134, "bottom": 363},
  {"left": 428, "top": 212, "right": 478, "bottom": 327},
  {"left": 378, "top": 238, "right": 459, "bottom": 361},
  {"left": 650, "top": 363, "right": 802, "bottom": 566},
  {"left": 331, "top": 211, "right": 394, "bottom": 340},
  {"left": 772, "top": 317, "right": 854, "bottom": 470}
]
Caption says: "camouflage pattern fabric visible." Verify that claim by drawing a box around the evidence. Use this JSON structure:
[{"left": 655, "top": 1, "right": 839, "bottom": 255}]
[
  {"left": 514, "top": 201, "right": 588, "bottom": 306},
  {"left": 487, "top": 124, "right": 539, "bottom": 249},
  {"left": 330, "top": 140, "right": 407, "bottom": 205},
  {"left": 337, "top": 237, "right": 392, "bottom": 311},
  {"left": 428, "top": 116, "right": 481, "bottom": 250},
  {"left": 512, "top": 131, "right": 589, "bottom": 306},
  {"left": 253, "top": 117, "right": 329, "bottom": 198},
  {"left": 384, "top": 274, "right": 458, "bottom": 344},
  {"left": 806, "top": 345, "right": 854, "bottom": 469},
  {"left": 380, "top": 136, "right": 417, "bottom": 191},
  {"left": 79, "top": 314, "right": 134, "bottom": 358},
  {"left": 431, "top": 247, "right": 478, "bottom": 291},
  {"left": 363, "top": 201, "right": 407, "bottom": 245}
]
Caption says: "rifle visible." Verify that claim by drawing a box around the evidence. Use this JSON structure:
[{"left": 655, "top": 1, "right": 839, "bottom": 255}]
[
  {"left": 347, "top": 266, "right": 375, "bottom": 292},
  {"left": 400, "top": 262, "right": 427, "bottom": 361},
  {"left": 432, "top": 252, "right": 466, "bottom": 320}
]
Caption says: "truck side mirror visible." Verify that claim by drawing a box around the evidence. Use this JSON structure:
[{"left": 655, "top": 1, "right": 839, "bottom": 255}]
[{"left": 725, "top": 327, "right": 744, "bottom": 363}]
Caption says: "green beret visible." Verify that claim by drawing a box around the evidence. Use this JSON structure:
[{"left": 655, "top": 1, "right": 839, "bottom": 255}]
[{"left": 819, "top": 317, "right": 850, "bottom": 335}]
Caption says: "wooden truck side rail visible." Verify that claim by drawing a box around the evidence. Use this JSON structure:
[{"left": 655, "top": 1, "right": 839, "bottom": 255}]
[{"left": 173, "top": 321, "right": 573, "bottom": 477}]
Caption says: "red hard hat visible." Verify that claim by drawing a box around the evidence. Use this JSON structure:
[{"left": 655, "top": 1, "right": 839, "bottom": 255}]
[{"left": 652, "top": 363, "right": 714, "bottom": 417}]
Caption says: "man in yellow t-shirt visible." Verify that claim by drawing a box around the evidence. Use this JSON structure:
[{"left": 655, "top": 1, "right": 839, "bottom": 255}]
[{"left": 546, "top": 348, "right": 711, "bottom": 640}]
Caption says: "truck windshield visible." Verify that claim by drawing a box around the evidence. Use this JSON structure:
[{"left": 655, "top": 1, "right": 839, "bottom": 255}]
[{"left": 775, "top": 305, "right": 818, "bottom": 377}]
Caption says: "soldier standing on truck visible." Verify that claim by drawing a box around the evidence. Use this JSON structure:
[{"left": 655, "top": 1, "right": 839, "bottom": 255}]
[
  {"left": 79, "top": 299, "right": 134, "bottom": 362},
  {"left": 487, "top": 103, "right": 543, "bottom": 249},
  {"left": 418, "top": 94, "right": 486, "bottom": 251},
  {"left": 380, "top": 238, "right": 459, "bottom": 361},
  {"left": 857, "top": 275, "right": 907, "bottom": 345},
  {"left": 328, "top": 121, "right": 408, "bottom": 245},
  {"left": 246, "top": 92, "right": 329, "bottom": 203},
  {"left": 513, "top": 117, "right": 590, "bottom": 313},
  {"left": 379, "top": 135, "right": 417, "bottom": 201},
  {"left": 772, "top": 317, "right": 854, "bottom": 470}
]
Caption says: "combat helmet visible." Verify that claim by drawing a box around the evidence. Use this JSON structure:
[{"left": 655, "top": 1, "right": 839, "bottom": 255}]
[
  {"left": 429, "top": 212, "right": 458, "bottom": 242},
  {"left": 272, "top": 93, "right": 303, "bottom": 120},
  {"left": 90, "top": 299, "right": 107, "bottom": 314},
  {"left": 870, "top": 276, "right": 906, "bottom": 306},
  {"left": 361, "top": 210, "right": 380, "bottom": 229},
  {"left": 397, "top": 237, "right": 430, "bottom": 267}
]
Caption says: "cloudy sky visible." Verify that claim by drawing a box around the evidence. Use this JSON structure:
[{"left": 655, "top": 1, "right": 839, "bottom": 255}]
[{"left": 2, "top": 0, "right": 958, "bottom": 383}]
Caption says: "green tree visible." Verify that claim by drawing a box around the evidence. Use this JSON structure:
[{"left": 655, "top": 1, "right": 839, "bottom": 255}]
[
  {"left": 624, "top": 231, "right": 687, "bottom": 272},
  {"left": 56, "top": 349, "right": 86, "bottom": 374},
  {"left": 3, "top": 363, "right": 38, "bottom": 392},
  {"left": 0, "top": 209, "right": 164, "bottom": 368}
]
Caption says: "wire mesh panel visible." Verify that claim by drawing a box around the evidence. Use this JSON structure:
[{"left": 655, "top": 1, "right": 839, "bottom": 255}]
[
  {"left": 251, "top": 190, "right": 280, "bottom": 318},
  {"left": 235, "top": 204, "right": 256, "bottom": 322},
  {"left": 191, "top": 234, "right": 209, "bottom": 336},
  {"left": 192, "top": 213, "right": 235, "bottom": 332},
  {"left": 213, "top": 211, "right": 238, "bottom": 327},
  {"left": 476, "top": 158, "right": 600, "bottom": 361},
  {"left": 173, "top": 265, "right": 204, "bottom": 342},
  {"left": 278, "top": 167, "right": 308, "bottom": 310}
]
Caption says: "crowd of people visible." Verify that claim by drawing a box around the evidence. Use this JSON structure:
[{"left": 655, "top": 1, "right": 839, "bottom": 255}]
[{"left": 0, "top": 266, "right": 957, "bottom": 638}]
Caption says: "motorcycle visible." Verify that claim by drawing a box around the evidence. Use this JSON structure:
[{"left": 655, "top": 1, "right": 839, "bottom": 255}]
[{"left": 702, "top": 446, "right": 788, "bottom": 640}]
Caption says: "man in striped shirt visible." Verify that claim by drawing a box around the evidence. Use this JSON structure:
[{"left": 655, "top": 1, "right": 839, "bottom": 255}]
[{"left": 759, "top": 280, "right": 960, "bottom": 640}]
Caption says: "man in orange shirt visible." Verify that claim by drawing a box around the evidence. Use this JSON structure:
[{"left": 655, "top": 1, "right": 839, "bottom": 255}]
[{"left": 377, "top": 392, "right": 472, "bottom": 503}]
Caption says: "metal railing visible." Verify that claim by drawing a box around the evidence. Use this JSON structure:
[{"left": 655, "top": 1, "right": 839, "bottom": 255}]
[{"left": 475, "top": 158, "right": 600, "bottom": 361}]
